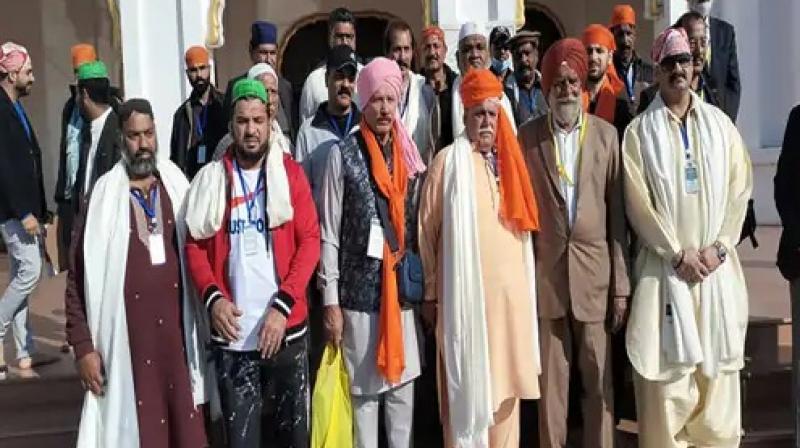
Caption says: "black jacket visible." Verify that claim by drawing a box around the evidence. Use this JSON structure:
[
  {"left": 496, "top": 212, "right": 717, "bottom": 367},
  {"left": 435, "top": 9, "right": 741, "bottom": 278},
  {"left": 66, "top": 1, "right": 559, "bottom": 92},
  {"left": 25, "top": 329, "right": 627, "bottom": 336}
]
[
  {"left": 421, "top": 63, "right": 458, "bottom": 152},
  {"left": 503, "top": 73, "right": 549, "bottom": 127},
  {"left": 0, "top": 88, "right": 46, "bottom": 222},
  {"left": 708, "top": 17, "right": 741, "bottom": 122},
  {"left": 775, "top": 105, "right": 800, "bottom": 280},
  {"left": 223, "top": 72, "right": 296, "bottom": 142},
  {"left": 614, "top": 54, "right": 654, "bottom": 117},
  {"left": 170, "top": 87, "right": 227, "bottom": 179},
  {"left": 73, "top": 108, "right": 122, "bottom": 210}
]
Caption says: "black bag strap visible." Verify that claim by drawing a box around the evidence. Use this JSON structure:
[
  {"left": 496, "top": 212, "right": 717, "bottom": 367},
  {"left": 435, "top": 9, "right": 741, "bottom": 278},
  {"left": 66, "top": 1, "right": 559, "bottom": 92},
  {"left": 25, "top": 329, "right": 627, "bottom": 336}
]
[{"left": 355, "top": 132, "right": 400, "bottom": 253}]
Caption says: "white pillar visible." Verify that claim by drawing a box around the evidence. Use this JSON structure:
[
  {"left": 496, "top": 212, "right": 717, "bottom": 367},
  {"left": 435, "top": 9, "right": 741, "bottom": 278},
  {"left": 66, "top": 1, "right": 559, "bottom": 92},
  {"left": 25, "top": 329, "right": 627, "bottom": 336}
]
[{"left": 119, "top": 0, "right": 209, "bottom": 160}]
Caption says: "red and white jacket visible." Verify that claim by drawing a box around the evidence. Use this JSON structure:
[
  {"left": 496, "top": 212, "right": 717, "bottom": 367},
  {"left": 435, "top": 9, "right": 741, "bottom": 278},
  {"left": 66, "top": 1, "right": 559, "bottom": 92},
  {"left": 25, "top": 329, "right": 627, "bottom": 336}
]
[{"left": 185, "top": 151, "right": 320, "bottom": 343}]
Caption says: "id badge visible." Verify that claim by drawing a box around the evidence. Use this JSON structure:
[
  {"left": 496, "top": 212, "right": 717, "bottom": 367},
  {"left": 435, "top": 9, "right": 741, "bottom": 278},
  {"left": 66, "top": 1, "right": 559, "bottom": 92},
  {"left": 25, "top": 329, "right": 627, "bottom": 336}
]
[
  {"left": 367, "top": 218, "right": 385, "bottom": 260},
  {"left": 197, "top": 144, "right": 207, "bottom": 164},
  {"left": 685, "top": 161, "right": 699, "bottom": 195},
  {"left": 148, "top": 233, "right": 166, "bottom": 265},
  {"left": 243, "top": 226, "right": 259, "bottom": 257}
]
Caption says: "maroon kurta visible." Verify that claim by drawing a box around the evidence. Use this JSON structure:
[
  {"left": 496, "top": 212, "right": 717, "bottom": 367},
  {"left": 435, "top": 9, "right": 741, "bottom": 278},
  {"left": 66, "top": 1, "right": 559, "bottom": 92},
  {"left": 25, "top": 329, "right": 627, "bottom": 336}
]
[{"left": 66, "top": 180, "right": 207, "bottom": 448}]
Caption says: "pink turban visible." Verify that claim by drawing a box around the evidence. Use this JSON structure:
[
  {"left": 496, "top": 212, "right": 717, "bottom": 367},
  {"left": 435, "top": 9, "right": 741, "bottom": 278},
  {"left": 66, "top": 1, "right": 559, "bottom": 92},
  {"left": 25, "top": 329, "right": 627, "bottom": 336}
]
[
  {"left": 356, "top": 57, "right": 426, "bottom": 176},
  {"left": 0, "top": 42, "right": 29, "bottom": 74},
  {"left": 651, "top": 27, "right": 691, "bottom": 64}
]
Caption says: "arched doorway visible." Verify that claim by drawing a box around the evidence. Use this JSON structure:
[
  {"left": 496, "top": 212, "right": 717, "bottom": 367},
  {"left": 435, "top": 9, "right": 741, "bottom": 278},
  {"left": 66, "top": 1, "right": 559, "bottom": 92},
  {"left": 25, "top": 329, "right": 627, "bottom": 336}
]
[
  {"left": 280, "top": 11, "right": 401, "bottom": 92},
  {"left": 522, "top": 2, "right": 565, "bottom": 59}
]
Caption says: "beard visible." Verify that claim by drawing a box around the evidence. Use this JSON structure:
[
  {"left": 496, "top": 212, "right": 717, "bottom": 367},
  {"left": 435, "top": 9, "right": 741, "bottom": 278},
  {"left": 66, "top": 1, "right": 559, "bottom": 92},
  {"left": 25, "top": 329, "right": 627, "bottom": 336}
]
[
  {"left": 124, "top": 148, "right": 158, "bottom": 179},
  {"left": 552, "top": 98, "right": 581, "bottom": 126},
  {"left": 191, "top": 78, "right": 210, "bottom": 96},
  {"left": 16, "top": 80, "right": 33, "bottom": 98},
  {"left": 235, "top": 140, "right": 269, "bottom": 164}
]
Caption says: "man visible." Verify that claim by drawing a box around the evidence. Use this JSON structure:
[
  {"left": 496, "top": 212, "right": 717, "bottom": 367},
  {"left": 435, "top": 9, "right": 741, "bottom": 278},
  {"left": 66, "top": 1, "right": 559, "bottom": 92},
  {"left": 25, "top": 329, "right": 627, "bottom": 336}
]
[
  {"left": 583, "top": 24, "right": 632, "bottom": 138},
  {"left": 418, "top": 68, "right": 541, "bottom": 447},
  {"left": 623, "top": 27, "right": 751, "bottom": 448},
  {"left": 170, "top": 45, "right": 227, "bottom": 179},
  {"left": 518, "top": 38, "right": 629, "bottom": 448},
  {"left": 638, "top": 14, "right": 722, "bottom": 113},
  {"left": 688, "top": 0, "right": 741, "bottom": 121},
  {"left": 0, "top": 42, "right": 46, "bottom": 377},
  {"left": 452, "top": 22, "right": 517, "bottom": 138},
  {"left": 318, "top": 58, "right": 426, "bottom": 448},
  {"left": 419, "top": 25, "right": 458, "bottom": 152},
  {"left": 299, "top": 8, "right": 362, "bottom": 124},
  {"left": 74, "top": 61, "right": 122, "bottom": 202},
  {"left": 776, "top": 103, "right": 800, "bottom": 447},
  {"left": 223, "top": 21, "right": 295, "bottom": 139},
  {"left": 247, "top": 62, "right": 295, "bottom": 145},
  {"left": 65, "top": 98, "right": 208, "bottom": 447},
  {"left": 489, "top": 26, "right": 513, "bottom": 84},
  {"left": 385, "top": 20, "right": 437, "bottom": 164},
  {"left": 54, "top": 44, "right": 97, "bottom": 266},
  {"left": 505, "top": 30, "right": 549, "bottom": 126},
  {"left": 185, "top": 79, "right": 319, "bottom": 447},
  {"left": 295, "top": 44, "right": 360, "bottom": 210},
  {"left": 609, "top": 4, "right": 654, "bottom": 115}
]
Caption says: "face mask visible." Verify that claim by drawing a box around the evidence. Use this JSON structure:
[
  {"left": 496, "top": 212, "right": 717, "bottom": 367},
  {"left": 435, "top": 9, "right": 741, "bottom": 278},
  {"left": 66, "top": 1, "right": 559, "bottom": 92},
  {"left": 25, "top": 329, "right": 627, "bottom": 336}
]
[
  {"left": 689, "top": 0, "right": 713, "bottom": 17},
  {"left": 492, "top": 57, "right": 512, "bottom": 73}
]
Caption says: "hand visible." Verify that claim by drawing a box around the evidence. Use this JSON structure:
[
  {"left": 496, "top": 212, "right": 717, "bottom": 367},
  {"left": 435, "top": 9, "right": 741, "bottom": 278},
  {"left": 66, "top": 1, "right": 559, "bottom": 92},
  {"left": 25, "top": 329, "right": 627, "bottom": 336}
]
[
  {"left": 421, "top": 301, "right": 437, "bottom": 333},
  {"left": 610, "top": 297, "right": 629, "bottom": 334},
  {"left": 77, "top": 351, "right": 105, "bottom": 396},
  {"left": 211, "top": 299, "right": 242, "bottom": 342},
  {"left": 258, "top": 308, "right": 287, "bottom": 359},
  {"left": 21, "top": 215, "right": 39, "bottom": 236},
  {"left": 323, "top": 305, "right": 344, "bottom": 348},
  {"left": 675, "top": 249, "right": 709, "bottom": 284},
  {"left": 699, "top": 246, "right": 722, "bottom": 273}
]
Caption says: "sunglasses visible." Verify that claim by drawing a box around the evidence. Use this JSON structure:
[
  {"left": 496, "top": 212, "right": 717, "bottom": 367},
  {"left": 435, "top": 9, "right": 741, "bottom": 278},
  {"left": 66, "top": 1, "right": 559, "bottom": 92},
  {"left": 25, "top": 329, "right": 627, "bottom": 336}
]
[{"left": 659, "top": 53, "right": 693, "bottom": 68}]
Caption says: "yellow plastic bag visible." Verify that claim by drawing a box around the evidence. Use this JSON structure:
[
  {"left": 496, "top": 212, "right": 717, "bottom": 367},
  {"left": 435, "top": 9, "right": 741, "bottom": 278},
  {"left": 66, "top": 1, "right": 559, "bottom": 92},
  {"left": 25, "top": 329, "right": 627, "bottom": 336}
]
[{"left": 311, "top": 344, "right": 354, "bottom": 448}]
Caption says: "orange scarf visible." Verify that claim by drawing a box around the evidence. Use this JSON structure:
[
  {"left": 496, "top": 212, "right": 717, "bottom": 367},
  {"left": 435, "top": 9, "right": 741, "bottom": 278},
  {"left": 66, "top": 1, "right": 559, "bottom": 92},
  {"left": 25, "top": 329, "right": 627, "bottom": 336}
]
[
  {"left": 495, "top": 108, "right": 540, "bottom": 232},
  {"left": 360, "top": 120, "right": 408, "bottom": 384},
  {"left": 589, "top": 68, "right": 625, "bottom": 124}
]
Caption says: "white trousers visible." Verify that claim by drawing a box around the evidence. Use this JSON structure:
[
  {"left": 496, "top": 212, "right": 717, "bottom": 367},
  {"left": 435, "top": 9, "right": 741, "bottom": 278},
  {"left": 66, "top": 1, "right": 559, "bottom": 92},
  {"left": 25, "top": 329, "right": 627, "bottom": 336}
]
[
  {"left": 351, "top": 380, "right": 414, "bottom": 448},
  {"left": 634, "top": 370, "right": 741, "bottom": 448}
]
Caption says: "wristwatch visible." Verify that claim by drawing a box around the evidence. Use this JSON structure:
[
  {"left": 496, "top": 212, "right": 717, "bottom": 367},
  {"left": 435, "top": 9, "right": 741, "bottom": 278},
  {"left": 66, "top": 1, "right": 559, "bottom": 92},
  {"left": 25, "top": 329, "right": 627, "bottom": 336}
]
[{"left": 713, "top": 241, "right": 727, "bottom": 263}]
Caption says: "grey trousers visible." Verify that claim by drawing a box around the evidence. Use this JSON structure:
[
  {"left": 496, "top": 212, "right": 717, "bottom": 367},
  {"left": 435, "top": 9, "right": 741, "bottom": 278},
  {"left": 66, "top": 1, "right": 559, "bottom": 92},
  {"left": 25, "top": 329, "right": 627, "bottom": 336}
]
[
  {"left": 0, "top": 219, "right": 40, "bottom": 361},
  {"left": 791, "top": 280, "right": 800, "bottom": 448},
  {"left": 352, "top": 380, "right": 414, "bottom": 448}
]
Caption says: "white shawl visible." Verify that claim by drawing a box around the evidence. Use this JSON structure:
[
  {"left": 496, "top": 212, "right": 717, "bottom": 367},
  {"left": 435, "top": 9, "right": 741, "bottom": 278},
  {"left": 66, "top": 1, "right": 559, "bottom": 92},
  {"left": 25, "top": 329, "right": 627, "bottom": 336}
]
[
  {"left": 76, "top": 160, "right": 208, "bottom": 448},
  {"left": 187, "top": 129, "right": 293, "bottom": 240},
  {"left": 402, "top": 74, "right": 431, "bottom": 153},
  {"left": 638, "top": 92, "right": 743, "bottom": 378},
  {"left": 441, "top": 135, "right": 540, "bottom": 446},
  {"left": 451, "top": 76, "right": 517, "bottom": 139}
]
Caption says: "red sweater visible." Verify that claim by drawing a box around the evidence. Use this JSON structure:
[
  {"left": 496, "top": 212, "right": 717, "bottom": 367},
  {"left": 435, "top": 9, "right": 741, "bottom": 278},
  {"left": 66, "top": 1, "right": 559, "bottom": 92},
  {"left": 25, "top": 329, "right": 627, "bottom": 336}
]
[{"left": 185, "top": 151, "right": 320, "bottom": 341}]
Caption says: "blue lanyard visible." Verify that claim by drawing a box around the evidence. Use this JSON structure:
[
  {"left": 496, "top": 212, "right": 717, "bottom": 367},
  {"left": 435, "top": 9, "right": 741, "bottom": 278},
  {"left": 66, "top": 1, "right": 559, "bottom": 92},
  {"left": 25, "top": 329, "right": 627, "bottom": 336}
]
[
  {"left": 234, "top": 160, "right": 265, "bottom": 224},
  {"left": 679, "top": 122, "right": 692, "bottom": 162},
  {"left": 328, "top": 110, "right": 353, "bottom": 140},
  {"left": 195, "top": 105, "right": 209, "bottom": 139},
  {"left": 624, "top": 66, "right": 635, "bottom": 100},
  {"left": 13, "top": 102, "right": 32, "bottom": 141},
  {"left": 131, "top": 185, "right": 159, "bottom": 231}
]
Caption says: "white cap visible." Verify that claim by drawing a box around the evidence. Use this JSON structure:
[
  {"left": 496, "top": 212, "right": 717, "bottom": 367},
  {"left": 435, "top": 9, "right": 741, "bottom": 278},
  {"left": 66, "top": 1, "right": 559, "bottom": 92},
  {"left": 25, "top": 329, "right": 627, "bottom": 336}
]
[
  {"left": 247, "top": 62, "right": 277, "bottom": 81},
  {"left": 458, "top": 22, "right": 487, "bottom": 42}
]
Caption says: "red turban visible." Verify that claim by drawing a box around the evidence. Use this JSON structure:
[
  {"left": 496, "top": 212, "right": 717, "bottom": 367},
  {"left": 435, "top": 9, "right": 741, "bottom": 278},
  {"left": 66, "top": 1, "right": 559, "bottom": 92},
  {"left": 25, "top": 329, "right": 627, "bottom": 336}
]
[
  {"left": 421, "top": 26, "right": 446, "bottom": 46},
  {"left": 610, "top": 5, "right": 637, "bottom": 28},
  {"left": 540, "top": 38, "right": 588, "bottom": 98},
  {"left": 185, "top": 45, "right": 210, "bottom": 67},
  {"left": 460, "top": 69, "right": 539, "bottom": 232},
  {"left": 71, "top": 44, "right": 96, "bottom": 69}
]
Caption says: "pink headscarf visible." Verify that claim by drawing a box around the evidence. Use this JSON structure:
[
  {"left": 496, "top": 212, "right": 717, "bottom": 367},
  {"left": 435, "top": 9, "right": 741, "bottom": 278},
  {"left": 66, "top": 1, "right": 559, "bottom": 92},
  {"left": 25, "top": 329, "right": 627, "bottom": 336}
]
[
  {"left": 356, "top": 57, "right": 426, "bottom": 177},
  {"left": 651, "top": 27, "right": 691, "bottom": 64},
  {"left": 0, "top": 42, "right": 29, "bottom": 74}
]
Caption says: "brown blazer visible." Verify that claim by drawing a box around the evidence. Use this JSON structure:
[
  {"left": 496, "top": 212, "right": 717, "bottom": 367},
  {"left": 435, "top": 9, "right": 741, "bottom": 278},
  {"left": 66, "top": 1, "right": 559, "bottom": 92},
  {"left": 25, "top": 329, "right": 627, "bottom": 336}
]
[{"left": 520, "top": 114, "right": 630, "bottom": 322}]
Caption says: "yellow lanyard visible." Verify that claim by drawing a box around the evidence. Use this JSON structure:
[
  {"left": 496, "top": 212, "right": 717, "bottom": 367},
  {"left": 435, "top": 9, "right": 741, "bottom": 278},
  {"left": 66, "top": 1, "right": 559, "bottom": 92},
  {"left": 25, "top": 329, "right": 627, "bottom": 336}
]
[{"left": 548, "top": 113, "right": 587, "bottom": 186}]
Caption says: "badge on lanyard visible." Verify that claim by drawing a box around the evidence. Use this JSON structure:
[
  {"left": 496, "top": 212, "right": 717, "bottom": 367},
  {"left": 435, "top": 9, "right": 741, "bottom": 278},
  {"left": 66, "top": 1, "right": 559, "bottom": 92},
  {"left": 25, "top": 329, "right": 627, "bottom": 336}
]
[
  {"left": 367, "top": 218, "right": 385, "bottom": 260},
  {"left": 148, "top": 234, "right": 166, "bottom": 265},
  {"left": 680, "top": 123, "right": 699, "bottom": 195},
  {"left": 235, "top": 160, "right": 265, "bottom": 257},
  {"left": 243, "top": 226, "right": 260, "bottom": 257},
  {"left": 197, "top": 144, "right": 207, "bottom": 164}
]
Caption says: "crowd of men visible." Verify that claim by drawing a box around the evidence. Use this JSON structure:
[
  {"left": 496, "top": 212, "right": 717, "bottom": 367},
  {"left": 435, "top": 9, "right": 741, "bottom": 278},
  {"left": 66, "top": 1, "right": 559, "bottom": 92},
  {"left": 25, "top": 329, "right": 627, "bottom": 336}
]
[{"left": 0, "top": 0, "right": 771, "bottom": 446}]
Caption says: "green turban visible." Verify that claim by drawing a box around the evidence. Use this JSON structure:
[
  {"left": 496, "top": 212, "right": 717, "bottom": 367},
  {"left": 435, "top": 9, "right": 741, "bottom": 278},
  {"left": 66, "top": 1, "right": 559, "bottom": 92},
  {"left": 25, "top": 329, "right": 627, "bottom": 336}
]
[
  {"left": 76, "top": 61, "right": 108, "bottom": 80},
  {"left": 231, "top": 78, "right": 268, "bottom": 106}
]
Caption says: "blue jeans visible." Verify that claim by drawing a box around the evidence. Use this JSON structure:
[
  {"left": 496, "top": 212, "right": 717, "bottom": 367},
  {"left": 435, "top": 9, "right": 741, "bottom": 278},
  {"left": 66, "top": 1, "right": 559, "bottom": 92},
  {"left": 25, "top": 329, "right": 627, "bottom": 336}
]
[{"left": 0, "top": 219, "right": 40, "bottom": 361}]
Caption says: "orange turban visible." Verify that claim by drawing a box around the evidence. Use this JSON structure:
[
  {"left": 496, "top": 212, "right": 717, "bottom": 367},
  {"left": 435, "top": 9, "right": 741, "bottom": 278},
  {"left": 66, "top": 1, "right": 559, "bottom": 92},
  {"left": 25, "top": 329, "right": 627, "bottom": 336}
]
[
  {"left": 610, "top": 4, "right": 637, "bottom": 28},
  {"left": 185, "top": 45, "right": 209, "bottom": 67},
  {"left": 581, "top": 25, "right": 624, "bottom": 123},
  {"left": 582, "top": 24, "right": 617, "bottom": 51},
  {"left": 71, "top": 44, "right": 96, "bottom": 69},
  {"left": 421, "top": 26, "right": 446, "bottom": 45},
  {"left": 460, "top": 69, "right": 539, "bottom": 232},
  {"left": 541, "top": 38, "right": 588, "bottom": 99}
]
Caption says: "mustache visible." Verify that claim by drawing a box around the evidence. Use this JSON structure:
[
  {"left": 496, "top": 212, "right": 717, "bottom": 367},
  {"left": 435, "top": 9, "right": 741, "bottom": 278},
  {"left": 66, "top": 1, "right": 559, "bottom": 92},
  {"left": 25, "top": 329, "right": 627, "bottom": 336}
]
[
  {"left": 396, "top": 59, "right": 410, "bottom": 69},
  {"left": 337, "top": 86, "right": 352, "bottom": 96},
  {"left": 669, "top": 71, "right": 687, "bottom": 83}
]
